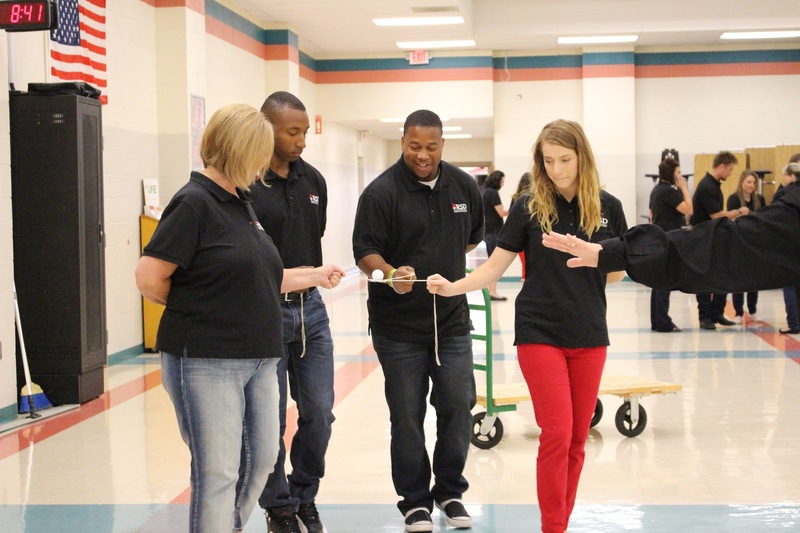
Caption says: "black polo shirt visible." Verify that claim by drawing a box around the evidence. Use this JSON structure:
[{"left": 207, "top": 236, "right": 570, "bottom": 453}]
[
  {"left": 726, "top": 192, "right": 764, "bottom": 212},
  {"left": 249, "top": 158, "right": 327, "bottom": 267},
  {"left": 352, "top": 157, "right": 484, "bottom": 342},
  {"left": 497, "top": 190, "right": 628, "bottom": 348},
  {"left": 143, "top": 172, "right": 284, "bottom": 359},
  {"left": 690, "top": 172, "right": 723, "bottom": 225},
  {"left": 482, "top": 187, "right": 504, "bottom": 234},
  {"left": 649, "top": 181, "right": 685, "bottom": 232}
]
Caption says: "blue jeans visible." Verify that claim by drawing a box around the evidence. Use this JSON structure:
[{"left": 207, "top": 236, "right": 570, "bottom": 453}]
[
  {"left": 258, "top": 288, "right": 335, "bottom": 512},
  {"left": 161, "top": 352, "right": 279, "bottom": 533},
  {"left": 371, "top": 333, "right": 475, "bottom": 515}
]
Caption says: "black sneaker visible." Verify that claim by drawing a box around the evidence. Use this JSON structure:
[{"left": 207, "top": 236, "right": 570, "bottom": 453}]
[
  {"left": 267, "top": 509, "right": 301, "bottom": 533},
  {"left": 435, "top": 499, "right": 472, "bottom": 529},
  {"left": 404, "top": 507, "right": 433, "bottom": 532},
  {"left": 297, "top": 502, "right": 327, "bottom": 533},
  {"left": 699, "top": 320, "right": 716, "bottom": 330}
]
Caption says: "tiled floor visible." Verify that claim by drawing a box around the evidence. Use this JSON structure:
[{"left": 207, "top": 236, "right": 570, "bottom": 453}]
[{"left": 2, "top": 277, "right": 799, "bottom": 532}]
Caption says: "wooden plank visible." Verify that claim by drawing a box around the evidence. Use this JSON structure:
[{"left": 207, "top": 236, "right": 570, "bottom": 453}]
[
  {"left": 475, "top": 376, "right": 682, "bottom": 408},
  {"left": 599, "top": 375, "right": 682, "bottom": 398},
  {"left": 476, "top": 382, "right": 529, "bottom": 407}
]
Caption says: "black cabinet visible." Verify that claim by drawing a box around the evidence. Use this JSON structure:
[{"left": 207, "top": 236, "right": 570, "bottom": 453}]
[{"left": 10, "top": 92, "right": 107, "bottom": 405}]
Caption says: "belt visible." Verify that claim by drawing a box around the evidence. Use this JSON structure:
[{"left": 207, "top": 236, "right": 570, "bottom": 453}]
[{"left": 281, "top": 287, "right": 315, "bottom": 302}]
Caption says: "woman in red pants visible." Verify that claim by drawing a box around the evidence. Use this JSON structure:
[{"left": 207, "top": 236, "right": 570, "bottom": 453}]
[{"left": 427, "top": 119, "right": 627, "bottom": 533}]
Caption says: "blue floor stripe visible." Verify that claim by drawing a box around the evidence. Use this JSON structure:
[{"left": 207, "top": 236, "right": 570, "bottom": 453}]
[{"left": 1, "top": 503, "right": 798, "bottom": 532}]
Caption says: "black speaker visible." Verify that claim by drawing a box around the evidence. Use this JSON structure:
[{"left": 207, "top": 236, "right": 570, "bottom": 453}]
[{"left": 10, "top": 92, "right": 107, "bottom": 405}]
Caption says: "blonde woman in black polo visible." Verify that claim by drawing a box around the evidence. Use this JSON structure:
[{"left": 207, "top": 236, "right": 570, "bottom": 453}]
[
  {"left": 136, "top": 104, "right": 343, "bottom": 533},
  {"left": 428, "top": 119, "right": 627, "bottom": 533}
]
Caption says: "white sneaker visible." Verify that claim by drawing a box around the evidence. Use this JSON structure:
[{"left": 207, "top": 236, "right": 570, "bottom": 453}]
[
  {"left": 749, "top": 313, "right": 758, "bottom": 321},
  {"left": 435, "top": 499, "right": 472, "bottom": 529},
  {"left": 734, "top": 316, "right": 742, "bottom": 324},
  {"left": 404, "top": 508, "right": 433, "bottom": 533}
]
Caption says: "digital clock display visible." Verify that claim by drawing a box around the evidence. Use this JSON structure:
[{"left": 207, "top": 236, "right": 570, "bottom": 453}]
[{"left": 0, "top": 1, "right": 56, "bottom": 32}]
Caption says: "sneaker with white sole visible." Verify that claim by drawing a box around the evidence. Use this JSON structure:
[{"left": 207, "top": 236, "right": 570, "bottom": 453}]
[
  {"left": 734, "top": 315, "right": 743, "bottom": 324},
  {"left": 404, "top": 507, "right": 433, "bottom": 532},
  {"left": 435, "top": 499, "right": 472, "bottom": 529}
]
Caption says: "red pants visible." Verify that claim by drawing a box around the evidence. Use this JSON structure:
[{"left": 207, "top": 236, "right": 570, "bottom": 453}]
[{"left": 517, "top": 344, "right": 607, "bottom": 533}]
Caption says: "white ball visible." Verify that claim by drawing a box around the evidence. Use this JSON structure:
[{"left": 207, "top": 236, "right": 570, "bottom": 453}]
[{"left": 372, "top": 269, "right": 384, "bottom": 281}]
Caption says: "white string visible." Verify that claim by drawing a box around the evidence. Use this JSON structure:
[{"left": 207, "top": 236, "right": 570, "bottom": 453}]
[
  {"left": 366, "top": 276, "right": 441, "bottom": 365},
  {"left": 327, "top": 287, "right": 335, "bottom": 357}
]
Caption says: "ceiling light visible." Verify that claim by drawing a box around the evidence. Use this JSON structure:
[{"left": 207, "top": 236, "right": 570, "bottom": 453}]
[
  {"left": 720, "top": 30, "right": 800, "bottom": 40},
  {"left": 443, "top": 133, "right": 472, "bottom": 139},
  {"left": 396, "top": 40, "right": 476, "bottom": 49},
  {"left": 374, "top": 16, "right": 464, "bottom": 27},
  {"left": 558, "top": 35, "right": 638, "bottom": 45}
]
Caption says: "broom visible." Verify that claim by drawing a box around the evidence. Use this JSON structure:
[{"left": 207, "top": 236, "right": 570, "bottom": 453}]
[{"left": 14, "top": 281, "right": 52, "bottom": 417}]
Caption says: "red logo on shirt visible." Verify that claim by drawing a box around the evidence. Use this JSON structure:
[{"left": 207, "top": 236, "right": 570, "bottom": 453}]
[
  {"left": 309, "top": 194, "right": 319, "bottom": 205},
  {"left": 452, "top": 203, "right": 468, "bottom": 213}
]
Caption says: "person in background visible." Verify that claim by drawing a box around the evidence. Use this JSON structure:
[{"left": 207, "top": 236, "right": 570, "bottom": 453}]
[
  {"left": 352, "top": 109, "right": 483, "bottom": 533},
  {"left": 773, "top": 159, "right": 800, "bottom": 334},
  {"left": 135, "top": 103, "right": 343, "bottom": 533},
  {"left": 648, "top": 157, "right": 692, "bottom": 332},
  {"left": 482, "top": 170, "right": 509, "bottom": 300},
  {"left": 245, "top": 91, "right": 335, "bottom": 533},
  {"left": 726, "top": 169, "right": 765, "bottom": 324},
  {"left": 428, "top": 119, "right": 627, "bottom": 533},
  {"left": 510, "top": 172, "right": 532, "bottom": 209},
  {"left": 511, "top": 172, "right": 532, "bottom": 279},
  {"left": 690, "top": 151, "right": 743, "bottom": 330}
]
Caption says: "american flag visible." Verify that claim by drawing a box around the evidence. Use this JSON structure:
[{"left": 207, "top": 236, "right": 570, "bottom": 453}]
[{"left": 49, "top": 0, "right": 107, "bottom": 104}]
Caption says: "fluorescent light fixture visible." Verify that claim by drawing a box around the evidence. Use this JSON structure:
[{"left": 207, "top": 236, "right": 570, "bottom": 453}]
[
  {"left": 374, "top": 16, "right": 464, "bottom": 27},
  {"left": 558, "top": 35, "right": 638, "bottom": 44},
  {"left": 443, "top": 133, "right": 472, "bottom": 139},
  {"left": 720, "top": 30, "right": 800, "bottom": 40},
  {"left": 396, "top": 40, "right": 476, "bottom": 49}
]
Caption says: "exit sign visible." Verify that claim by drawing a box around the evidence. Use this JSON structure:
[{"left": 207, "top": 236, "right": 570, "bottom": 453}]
[{"left": 409, "top": 50, "right": 429, "bottom": 65}]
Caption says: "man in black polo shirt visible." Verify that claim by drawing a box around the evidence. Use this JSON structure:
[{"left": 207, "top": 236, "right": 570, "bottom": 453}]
[
  {"left": 690, "top": 150, "right": 745, "bottom": 330},
  {"left": 352, "top": 110, "right": 483, "bottom": 533},
  {"left": 246, "top": 92, "right": 332, "bottom": 533}
]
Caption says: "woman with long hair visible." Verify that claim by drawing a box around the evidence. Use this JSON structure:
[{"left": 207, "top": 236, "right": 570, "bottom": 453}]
[
  {"left": 427, "top": 119, "right": 627, "bottom": 533},
  {"left": 726, "top": 169, "right": 765, "bottom": 323}
]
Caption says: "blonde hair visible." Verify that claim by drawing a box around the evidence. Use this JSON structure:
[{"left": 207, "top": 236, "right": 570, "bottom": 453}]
[
  {"left": 201, "top": 103, "right": 274, "bottom": 191},
  {"left": 735, "top": 169, "right": 762, "bottom": 209},
  {"left": 527, "top": 119, "right": 602, "bottom": 236}
]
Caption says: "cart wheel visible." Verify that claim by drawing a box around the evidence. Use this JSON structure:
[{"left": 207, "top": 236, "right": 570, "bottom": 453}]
[
  {"left": 590, "top": 398, "right": 603, "bottom": 428},
  {"left": 615, "top": 401, "right": 647, "bottom": 437},
  {"left": 471, "top": 412, "right": 504, "bottom": 449}
]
